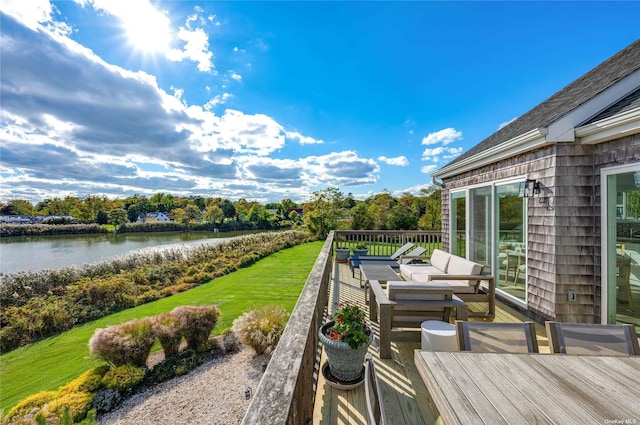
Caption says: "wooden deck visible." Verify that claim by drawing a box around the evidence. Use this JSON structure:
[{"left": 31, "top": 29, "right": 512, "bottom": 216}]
[{"left": 312, "top": 262, "right": 549, "bottom": 425}]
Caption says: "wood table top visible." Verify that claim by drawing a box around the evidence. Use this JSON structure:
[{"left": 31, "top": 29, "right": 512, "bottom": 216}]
[{"left": 414, "top": 350, "right": 640, "bottom": 425}]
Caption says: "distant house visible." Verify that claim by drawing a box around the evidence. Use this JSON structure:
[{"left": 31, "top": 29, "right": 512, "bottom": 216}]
[
  {"left": 136, "top": 212, "right": 171, "bottom": 223},
  {"left": 432, "top": 40, "right": 640, "bottom": 326}
]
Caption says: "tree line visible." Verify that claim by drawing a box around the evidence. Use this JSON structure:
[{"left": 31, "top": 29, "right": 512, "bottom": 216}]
[{"left": 0, "top": 186, "right": 442, "bottom": 235}]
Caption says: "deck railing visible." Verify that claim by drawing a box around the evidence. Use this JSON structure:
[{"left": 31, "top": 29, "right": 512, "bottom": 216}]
[
  {"left": 241, "top": 230, "right": 442, "bottom": 424},
  {"left": 333, "top": 230, "right": 442, "bottom": 255},
  {"left": 241, "top": 232, "right": 334, "bottom": 425}
]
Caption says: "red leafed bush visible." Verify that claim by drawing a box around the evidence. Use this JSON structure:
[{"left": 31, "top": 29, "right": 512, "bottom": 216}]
[
  {"left": 171, "top": 305, "right": 220, "bottom": 352},
  {"left": 89, "top": 318, "right": 156, "bottom": 366},
  {"left": 151, "top": 313, "right": 183, "bottom": 357}
]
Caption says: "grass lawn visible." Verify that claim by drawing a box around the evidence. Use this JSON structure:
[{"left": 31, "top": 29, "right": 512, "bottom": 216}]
[{"left": 0, "top": 241, "right": 323, "bottom": 414}]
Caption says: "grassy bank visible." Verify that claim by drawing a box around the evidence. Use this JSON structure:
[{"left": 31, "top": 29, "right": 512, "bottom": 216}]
[{"left": 0, "top": 241, "right": 323, "bottom": 414}]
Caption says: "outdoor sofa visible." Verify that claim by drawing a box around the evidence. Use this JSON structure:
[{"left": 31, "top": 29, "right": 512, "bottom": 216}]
[{"left": 398, "top": 249, "right": 495, "bottom": 317}]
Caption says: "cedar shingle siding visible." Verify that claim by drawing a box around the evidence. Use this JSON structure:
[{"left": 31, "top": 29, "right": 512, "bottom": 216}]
[{"left": 436, "top": 40, "right": 640, "bottom": 323}]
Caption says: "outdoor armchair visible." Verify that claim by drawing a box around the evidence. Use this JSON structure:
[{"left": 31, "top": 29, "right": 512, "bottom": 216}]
[{"left": 370, "top": 280, "right": 468, "bottom": 359}]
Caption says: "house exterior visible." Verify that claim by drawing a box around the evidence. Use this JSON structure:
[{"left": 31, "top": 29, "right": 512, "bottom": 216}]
[
  {"left": 136, "top": 212, "right": 171, "bottom": 223},
  {"left": 432, "top": 40, "right": 640, "bottom": 326}
]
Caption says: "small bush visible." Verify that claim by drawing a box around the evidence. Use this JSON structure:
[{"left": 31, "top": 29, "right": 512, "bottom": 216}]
[
  {"left": 172, "top": 305, "right": 220, "bottom": 352},
  {"left": 174, "top": 349, "right": 203, "bottom": 376},
  {"left": 89, "top": 318, "right": 156, "bottom": 366},
  {"left": 149, "top": 349, "right": 203, "bottom": 383},
  {"left": 101, "top": 364, "right": 146, "bottom": 392},
  {"left": 58, "top": 365, "right": 110, "bottom": 394},
  {"left": 223, "top": 330, "right": 240, "bottom": 353},
  {"left": 4, "top": 390, "right": 58, "bottom": 421},
  {"left": 233, "top": 305, "right": 289, "bottom": 355},
  {"left": 45, "top": 391, "right": 94, "bottom": 423},
  {"left": 151, "top": 313, "right": 182, "bottom": 358},
  {"left": 92, "top": 389, "right": 122, "bottom": 413}
]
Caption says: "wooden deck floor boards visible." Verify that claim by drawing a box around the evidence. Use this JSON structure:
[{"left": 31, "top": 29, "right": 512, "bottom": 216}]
[{"left": 312, "top": 262, "right": 548, "bottom": 425}]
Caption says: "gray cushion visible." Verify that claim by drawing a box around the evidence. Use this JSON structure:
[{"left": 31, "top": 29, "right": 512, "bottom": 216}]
[
  {"left": 446, "top": 255, "right": 483, "bottom": 285},
  {"left": 386, "top": 281, "right": 451, "bottom": 301},
  {"left": 429, "top": 249, "right": 450, "bottom": 273},
  {"left": 399, "top": 264, "right": 440, "bottom": 280}
]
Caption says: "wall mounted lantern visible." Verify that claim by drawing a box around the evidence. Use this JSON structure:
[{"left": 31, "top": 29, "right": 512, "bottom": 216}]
[
  {"left": 634, "top": 171, "right": 640, "bottom": 188},
  {"left": 520, "top": 179, "right": 541, "bottom": 198}
]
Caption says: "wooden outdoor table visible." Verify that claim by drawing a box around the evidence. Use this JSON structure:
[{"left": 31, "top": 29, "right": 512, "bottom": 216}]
[
  {"left": 414, "top": 351, "right": 640, "bottom": 424},
  {"left": 348, "top": 257, "right": 399, "bottom": 277},
  {"left": 359, "top": 263, "right": 401, "bottom": 302}
]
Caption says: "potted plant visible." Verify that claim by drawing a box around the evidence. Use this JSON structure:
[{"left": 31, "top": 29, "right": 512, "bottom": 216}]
[
  {"left": 334, "top": 246, "right": 351, "bottom": 262},
  {"left": 319, "top": 303, "right": 371, "bottom": 384},
  {"left": 352, "top": 243, "right": 369, "bottom": 256}
]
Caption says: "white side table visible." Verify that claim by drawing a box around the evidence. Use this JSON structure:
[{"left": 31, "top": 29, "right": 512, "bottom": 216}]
[{"left": 421, "top": 320, "right": 457, "bottom": 351}]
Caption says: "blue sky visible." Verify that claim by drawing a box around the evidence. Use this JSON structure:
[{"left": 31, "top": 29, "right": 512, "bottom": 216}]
[{"left": 1, "top": 1, "right": 639, "bottom": 204}]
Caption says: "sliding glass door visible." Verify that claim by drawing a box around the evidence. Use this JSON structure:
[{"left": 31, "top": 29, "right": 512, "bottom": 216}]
[
  {"left": 603, "top": 165, "right": 640, "bottom": 326},
  {"left": 469, "top": 186, "right": 492, "bottom": 274},
  {"left": 496, "top": 182, "right": 526, "bottom": 301},
  {"left": 449, "top": 180, "right": 527, "bottom": 303},
  {"left": 451, "top": 191, "right": 466, "bottom": 257}
]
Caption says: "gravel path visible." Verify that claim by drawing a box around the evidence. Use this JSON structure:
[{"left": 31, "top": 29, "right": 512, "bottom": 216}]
[{"left": 98, "top": 347, "right": 266, "bottom": 425}]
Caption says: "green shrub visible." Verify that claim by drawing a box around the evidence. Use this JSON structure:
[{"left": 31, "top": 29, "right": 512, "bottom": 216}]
[
  {"left": 58, "top": 365, "right": 110, "bottom": 394},
  {"left": 45, "top": 391, "right": 94, "bottom": 423},
  {"left": 4, "top": 390, "right": 58, "bottom": 421},
  {"left": 174, "top": 349, "right": 203, "bottom": 376},
  {"left": 149, "top": 349, "right": 203, "bottom": 383},
  {"left": 89, "top": 318, "right": 156, "bottom": 366},
  {"left": 223, "top": 330, "right": 240, "bottom": 353},
  {"left": 92, "top": 389, "right": 122, "bottom": 413},
  {"left": 101, "top": 364, "right": 145, "bottom": 392},
  {"left": 5, "top": 392, "right": 94, "bottom": 425},
  {"left": 233, "top": 305, "right": 289, "bottom": 355},
  {"left": 172, "top": 305, "right": 220, "bottom": 352},
  {"left": 151, "top": 313, "right": 182, "bottom": 358}
]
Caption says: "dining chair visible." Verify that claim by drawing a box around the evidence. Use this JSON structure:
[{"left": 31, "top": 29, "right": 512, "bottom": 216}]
[
  {"left": 364, "top": 354, "right": 387, "bottom": 425},
  {"left": 545, "top": 321, "right": 640, "bottom": 356},
  {"left": 455, "top": 321, "right": 539, "bottom": 353}
]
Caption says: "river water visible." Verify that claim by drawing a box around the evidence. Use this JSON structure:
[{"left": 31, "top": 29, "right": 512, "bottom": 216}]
[{"left": 0, "top": 231, "right": 255, "bottom": 275}]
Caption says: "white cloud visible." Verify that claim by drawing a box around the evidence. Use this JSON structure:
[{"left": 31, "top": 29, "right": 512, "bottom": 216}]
[
  {"left": 378, "top": 156, "right": 409, "bottom": 166},
  {"left": 422, "top": 127, "right": 462, "bottom": 146},
  {"left": 422, "top": 147, "right": 445, "bottom": 157},
  {"left": 204, "top": 93, "right": 232, "bottom": 109},
  {"left": 166, "top": 26, "right": 213, "bottom": 72},
  {"left": 305, "top": 151, "right": 379, "bottom": 187},
  {"left": 421, "top": 165, "right": 438, "bottom": 174},
  {"left": 0, "top": 2, "right": 387, "bottom": 203},
  {"left": 285, "top": 131, "right": 324, "bottom": 145},
  {"left": 421, "top": 146, "right": 462, "bottom": 161},
  {"left": 1, "top": 0, "right": 56, "bottom": 31},
  {"left": 188, "top": 109, "right": 286, "bottom": 156},
  {"left": 228, "top": 71, "right": 242, "bottom": 82}
]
